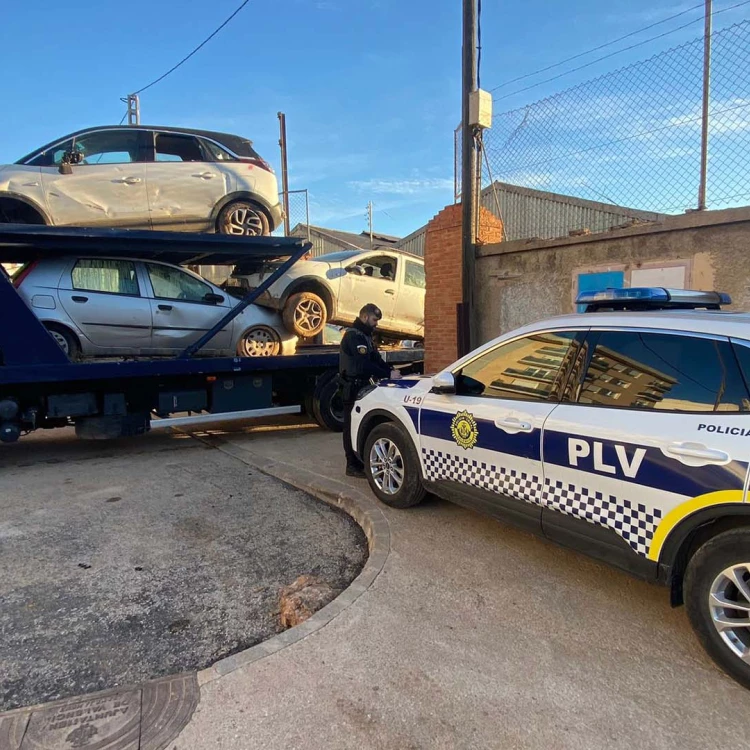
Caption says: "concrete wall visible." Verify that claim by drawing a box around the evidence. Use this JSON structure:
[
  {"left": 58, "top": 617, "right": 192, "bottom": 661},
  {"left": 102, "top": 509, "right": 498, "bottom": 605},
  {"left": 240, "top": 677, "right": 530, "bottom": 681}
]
[{"left": 475, "top": 206, "right": 750, "bottom": 346}]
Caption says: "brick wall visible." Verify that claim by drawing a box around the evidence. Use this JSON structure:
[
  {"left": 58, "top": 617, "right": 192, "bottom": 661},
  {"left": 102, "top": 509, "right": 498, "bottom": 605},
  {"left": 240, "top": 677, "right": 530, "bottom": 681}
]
[{"left": 424, "top": 204, "right": 503, "bottom": 373}]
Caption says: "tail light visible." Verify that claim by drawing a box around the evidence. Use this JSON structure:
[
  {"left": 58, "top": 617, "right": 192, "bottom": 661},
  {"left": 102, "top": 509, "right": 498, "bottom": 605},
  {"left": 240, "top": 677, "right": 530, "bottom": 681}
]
[
  {"left": 239, "top": 156, "right": 274, "bottom": 174},
  {"left": 12, "top": 261, "right": 37, "bottom": 288}
]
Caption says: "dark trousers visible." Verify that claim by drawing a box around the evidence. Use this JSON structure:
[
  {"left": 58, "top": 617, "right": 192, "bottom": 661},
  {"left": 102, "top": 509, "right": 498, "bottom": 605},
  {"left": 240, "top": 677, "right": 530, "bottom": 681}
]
[{"left": 343, "top": 399, "right": 360, "bottom": 468}]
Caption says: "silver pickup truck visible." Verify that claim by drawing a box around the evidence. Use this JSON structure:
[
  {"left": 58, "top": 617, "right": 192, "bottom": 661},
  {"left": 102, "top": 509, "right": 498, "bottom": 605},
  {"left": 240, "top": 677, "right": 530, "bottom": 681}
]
[{"left": 228, "top": 249, "right": 425, "bottom": 341}]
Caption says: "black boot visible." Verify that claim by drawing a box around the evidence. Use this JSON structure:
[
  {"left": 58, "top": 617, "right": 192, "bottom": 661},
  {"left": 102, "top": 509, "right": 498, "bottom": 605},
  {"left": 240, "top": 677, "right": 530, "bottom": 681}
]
[{"left": 346, "top": 464, "right": 367, "bottom": 479}]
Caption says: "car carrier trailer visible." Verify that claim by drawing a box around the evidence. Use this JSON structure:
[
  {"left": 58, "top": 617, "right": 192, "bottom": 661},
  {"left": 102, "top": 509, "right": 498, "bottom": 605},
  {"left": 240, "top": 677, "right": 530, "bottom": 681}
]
[{"left": 0, "top": 226, "right": 423, "bottom": 442}]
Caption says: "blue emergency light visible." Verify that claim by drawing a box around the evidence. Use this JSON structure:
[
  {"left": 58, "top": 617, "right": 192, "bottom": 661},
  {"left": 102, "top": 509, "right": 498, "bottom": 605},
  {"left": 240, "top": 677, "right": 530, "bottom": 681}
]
[{"left": 576, "top": 287, "right": 731, "bottom": 313}]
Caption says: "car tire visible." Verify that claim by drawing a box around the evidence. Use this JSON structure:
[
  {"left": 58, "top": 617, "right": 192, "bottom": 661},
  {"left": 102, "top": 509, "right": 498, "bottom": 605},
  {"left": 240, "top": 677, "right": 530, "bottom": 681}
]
[
  {"left": 312, "top": 373, "right": 345, "bottom": 432},
  {"left": 236, "top": 325, "right": 281, "bottom": 357},
  {"left": 217, "top": 201, "right": 270, "bottom": 237},
  {"left": 364, "top": 422, "right": 426, "bottom": 509},
  {"left": 44, "top": 323, "right": 81, "bottom": 360},
  {"left": 283, "top": 292, "right": 327, "bottom": 338},
  {"left": 685, "top": 527, "right": 750, "bottom": 689}
]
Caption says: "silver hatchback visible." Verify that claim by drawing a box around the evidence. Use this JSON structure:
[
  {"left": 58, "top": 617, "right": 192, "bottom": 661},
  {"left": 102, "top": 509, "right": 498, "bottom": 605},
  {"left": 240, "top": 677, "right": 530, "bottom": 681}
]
[{"left": 13, "top": 256, "right": 296, "bottom": 358}]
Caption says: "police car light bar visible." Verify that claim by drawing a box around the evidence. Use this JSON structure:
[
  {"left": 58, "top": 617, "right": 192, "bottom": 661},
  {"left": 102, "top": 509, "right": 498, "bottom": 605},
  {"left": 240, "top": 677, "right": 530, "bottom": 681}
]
[{"left": 576, "top": 287, "right": 731, "bottom": 313}]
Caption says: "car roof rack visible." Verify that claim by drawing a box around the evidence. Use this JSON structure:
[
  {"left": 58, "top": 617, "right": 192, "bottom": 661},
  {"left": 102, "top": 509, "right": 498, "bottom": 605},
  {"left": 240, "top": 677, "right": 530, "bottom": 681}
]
[{"left": 576, "top": 287, "right": 732, "bottom": 313}]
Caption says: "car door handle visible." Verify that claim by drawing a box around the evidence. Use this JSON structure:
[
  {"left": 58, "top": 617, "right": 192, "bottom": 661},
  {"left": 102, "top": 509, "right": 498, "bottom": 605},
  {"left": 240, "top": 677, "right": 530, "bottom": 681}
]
[
  {"left": 194, "top": 172, "right": 215, "bottom": 179},
  {"left": 158, "top": 304, "right": 173, "bottom": 311},
  {"left": 385, "top": 289, "right": 396, "bottom": 295},
  {"left": 662, "top": 442, "right": 730, "bottom": 465},
  {"left": 71, "top": 295, "right": 88, "bottom": 303},
  {"left": 495, "top": 417, "right": 533, "bottom": 434},
  {"left": 115, "top": 176, "right": 142, "bottom": 185}
]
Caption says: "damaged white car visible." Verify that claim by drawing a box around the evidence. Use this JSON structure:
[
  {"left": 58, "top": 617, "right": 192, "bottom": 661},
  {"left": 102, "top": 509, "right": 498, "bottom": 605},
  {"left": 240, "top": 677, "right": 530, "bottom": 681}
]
[
  {"left": 229, "top": 249, "right": 426, "bottom": 341},
  {"left": 0, "top": 125, "right": 283, "bottom": 236}
]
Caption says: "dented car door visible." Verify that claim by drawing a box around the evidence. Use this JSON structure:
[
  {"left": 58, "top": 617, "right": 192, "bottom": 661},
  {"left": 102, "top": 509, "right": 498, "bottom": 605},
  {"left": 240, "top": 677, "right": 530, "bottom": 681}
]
[
  {"left": 39, "top": 129, "right": 149, "bottom": 228},
  {"left": 145, "top": 132, "right": 227, "bottom": 232}
]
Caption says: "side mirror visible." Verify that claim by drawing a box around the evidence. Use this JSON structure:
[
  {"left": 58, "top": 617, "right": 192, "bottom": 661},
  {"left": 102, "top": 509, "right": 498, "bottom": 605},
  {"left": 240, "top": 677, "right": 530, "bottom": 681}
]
[
  {"left": 58, "top": 150, "right": 82, "bottom": 174},
  {"left": 204, "top": 292, "right": 224, "bottom": 304},
  {"left": 431, "top": 371, "right": 456, "bottom": 394},
  {"left": 347, "top": 265, "right": 365, "bottom": 276}
]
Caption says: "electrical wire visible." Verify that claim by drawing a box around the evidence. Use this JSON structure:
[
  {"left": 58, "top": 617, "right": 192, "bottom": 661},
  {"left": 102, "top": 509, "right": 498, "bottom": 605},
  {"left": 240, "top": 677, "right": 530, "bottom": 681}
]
[
  {"left": 490, "top": 2, "right": 704, "bottom": 92},
  {"left": 492, "top": 0, "right": 750, "bottom": 101},
  {"left": 133, "top": 0, "right": 251, "bottom": 95}
]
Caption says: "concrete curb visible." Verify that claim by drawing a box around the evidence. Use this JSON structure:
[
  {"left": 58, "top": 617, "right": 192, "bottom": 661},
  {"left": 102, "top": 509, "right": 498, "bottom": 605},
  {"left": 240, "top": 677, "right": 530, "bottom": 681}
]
[{"left": 194, "top": 433, "right": 391, "bottom": 685}]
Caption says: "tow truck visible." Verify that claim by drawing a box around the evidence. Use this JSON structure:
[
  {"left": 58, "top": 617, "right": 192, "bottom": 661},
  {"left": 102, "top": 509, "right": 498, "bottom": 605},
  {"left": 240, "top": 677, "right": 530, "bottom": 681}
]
[{"left": 0, "top": 225, "right": 423, "bottom": 442}]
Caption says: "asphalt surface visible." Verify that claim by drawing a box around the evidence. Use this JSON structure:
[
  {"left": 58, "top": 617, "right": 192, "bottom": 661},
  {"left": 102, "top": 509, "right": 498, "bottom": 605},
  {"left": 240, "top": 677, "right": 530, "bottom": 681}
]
[{"left": 0, "top": 428, "right": 367, "bottom": 712}]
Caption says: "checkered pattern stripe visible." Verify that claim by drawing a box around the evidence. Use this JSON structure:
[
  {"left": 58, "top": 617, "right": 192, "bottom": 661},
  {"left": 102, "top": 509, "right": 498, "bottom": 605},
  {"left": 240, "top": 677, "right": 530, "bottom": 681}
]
[
  {"left": 422, "top": 449, "right": 544, "bottom": 505},
  {"left": 422, "top": 449, "right": 662, "bottom": 557},
  {"left": 544, "top": 479, "right": 662, "bottom": 556}
]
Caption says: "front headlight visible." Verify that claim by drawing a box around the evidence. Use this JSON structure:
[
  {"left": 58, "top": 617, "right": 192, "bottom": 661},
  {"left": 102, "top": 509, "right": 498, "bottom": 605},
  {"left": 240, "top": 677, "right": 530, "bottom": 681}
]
[{"left": 356, "top": 384, "right": 376, "bottom": 400}]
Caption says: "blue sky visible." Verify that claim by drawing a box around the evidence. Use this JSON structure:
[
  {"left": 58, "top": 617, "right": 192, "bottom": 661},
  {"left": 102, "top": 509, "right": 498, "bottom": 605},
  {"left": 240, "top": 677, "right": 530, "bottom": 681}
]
[{"left": 1, "top": 0, "right": 747, "bottom": 237}]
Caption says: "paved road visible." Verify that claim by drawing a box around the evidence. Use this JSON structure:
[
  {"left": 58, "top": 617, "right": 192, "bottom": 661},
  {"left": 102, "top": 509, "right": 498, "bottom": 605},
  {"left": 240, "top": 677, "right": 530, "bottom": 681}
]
[
  {"left": 172, "top": 420, "right": 750, "bottom": 750},
  {"left": 0, "top": 428, "right": 366, "bottom": 712}
]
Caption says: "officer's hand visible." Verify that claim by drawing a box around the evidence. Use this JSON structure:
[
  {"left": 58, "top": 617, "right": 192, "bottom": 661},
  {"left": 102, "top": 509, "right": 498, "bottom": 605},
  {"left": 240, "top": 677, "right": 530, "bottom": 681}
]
[{"left": 390, "top": 369, "right": 402, "bottom": 380}]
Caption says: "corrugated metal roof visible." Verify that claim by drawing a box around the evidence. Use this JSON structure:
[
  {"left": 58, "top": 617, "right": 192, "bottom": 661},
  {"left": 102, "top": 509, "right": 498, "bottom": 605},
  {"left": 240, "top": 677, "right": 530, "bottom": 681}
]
[
  {"left": 394, "top": 183, "right": 666, "bottom": 254},
  {"left": 481, "top": 182, "right": 665, "bottom": 242},
  {"left": 289, "top": 224, "right": 401, "bottom": 257}
]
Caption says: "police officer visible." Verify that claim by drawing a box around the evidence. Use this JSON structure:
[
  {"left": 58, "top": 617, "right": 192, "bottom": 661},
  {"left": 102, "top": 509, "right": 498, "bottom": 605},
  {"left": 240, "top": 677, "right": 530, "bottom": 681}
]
[{"left": 340, "top": 303, "right": 401, "bottom": 477}]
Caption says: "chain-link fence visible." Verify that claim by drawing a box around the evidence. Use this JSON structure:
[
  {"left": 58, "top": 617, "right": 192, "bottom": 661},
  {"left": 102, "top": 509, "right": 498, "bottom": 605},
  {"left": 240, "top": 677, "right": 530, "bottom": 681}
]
[
  {"left": 467, "top": 20, "right": 750, "bottom": 240},
  {"left": 273, "top": 189, "right": 310, "bottom": 237}
]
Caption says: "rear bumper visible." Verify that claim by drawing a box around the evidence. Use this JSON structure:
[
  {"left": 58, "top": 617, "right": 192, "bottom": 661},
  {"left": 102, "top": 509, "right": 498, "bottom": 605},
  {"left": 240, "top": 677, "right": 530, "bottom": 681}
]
[
  {"left": 244, "top": 288, "right": 279, "bottom": 309},
  {"left": 268, "top": 202, "right": 284, "bottom": 232}
]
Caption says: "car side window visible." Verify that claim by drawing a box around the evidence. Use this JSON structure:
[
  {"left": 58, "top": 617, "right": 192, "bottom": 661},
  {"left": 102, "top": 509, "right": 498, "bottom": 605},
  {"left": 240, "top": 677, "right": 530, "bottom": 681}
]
[
  {"left": 201, "top": 139, "right": 235, "bottom": 161},
  {"left": 730, "top": 341, "right": 750, "bottom": 394},
  {"left": 577, "top": 331, "right": 749, "bottom": 412},
  {"left": 72, "top": 259, "right": 139, "bottom": 295},
  {"left": 147, "top": 264, "right": 212, "bottom": 302},
  {"left": 456, "top": 331, "right": 579, "bottom": 402},
  {"left": 154, "top": 133, "right": 205, "bottom": 162},
  {"left": 404, "top": 261, "right": 426, "bottom": 289},
  {"left": 59, "top": 131, "right": 142, "bottom": 166},
  {"left": 346, "top": 255, "right": 398, "bottom": 281}
]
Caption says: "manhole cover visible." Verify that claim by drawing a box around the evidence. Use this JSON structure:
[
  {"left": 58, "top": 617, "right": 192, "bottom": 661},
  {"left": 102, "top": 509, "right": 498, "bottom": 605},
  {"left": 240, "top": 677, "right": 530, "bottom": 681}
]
[{"left": 0, "top": 673, "right": 199, "bottom": 750}]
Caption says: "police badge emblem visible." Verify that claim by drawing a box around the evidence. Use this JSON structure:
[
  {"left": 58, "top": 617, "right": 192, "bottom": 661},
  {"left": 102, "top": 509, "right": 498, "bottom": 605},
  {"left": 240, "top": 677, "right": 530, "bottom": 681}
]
[{"left": 450, "top": 410, "right": 479, "bottom": 450}]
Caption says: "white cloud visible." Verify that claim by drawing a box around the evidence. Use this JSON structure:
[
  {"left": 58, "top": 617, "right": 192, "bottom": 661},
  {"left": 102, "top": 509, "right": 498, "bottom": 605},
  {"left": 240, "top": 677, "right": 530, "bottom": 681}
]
[
  {"left": 668, "top": 99, "right": 750, "bottom": 134},
  {"left": 348, "top": 177, "right": 454, "bottom": 195}
]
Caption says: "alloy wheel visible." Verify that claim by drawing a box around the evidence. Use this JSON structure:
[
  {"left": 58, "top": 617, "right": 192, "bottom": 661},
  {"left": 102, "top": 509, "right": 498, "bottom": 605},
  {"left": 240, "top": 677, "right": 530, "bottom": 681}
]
[
  {"left": 709, "top": 563, "right": 750, "bottom": 661},
  {"left": 225, "top": 207, "right": 265, "bottom": 236},
  {"left": 369, "top": 437, "right": 405, "bottom": 495},
  {"left": 294, "top": 299, "right": 323, "bottom": 334}
]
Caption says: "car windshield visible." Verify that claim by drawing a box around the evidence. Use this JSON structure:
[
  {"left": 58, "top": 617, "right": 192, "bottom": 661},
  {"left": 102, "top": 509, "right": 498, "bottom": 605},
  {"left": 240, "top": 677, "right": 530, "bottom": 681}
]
[{"left": 316, "top": 251, "right": 363, "bottom": 263}]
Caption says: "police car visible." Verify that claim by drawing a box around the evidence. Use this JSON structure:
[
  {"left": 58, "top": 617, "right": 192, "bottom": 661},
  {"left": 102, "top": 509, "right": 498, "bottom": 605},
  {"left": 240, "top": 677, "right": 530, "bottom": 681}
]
[{"left": 350, "top": 288, "right": 750, "bottom": 689}]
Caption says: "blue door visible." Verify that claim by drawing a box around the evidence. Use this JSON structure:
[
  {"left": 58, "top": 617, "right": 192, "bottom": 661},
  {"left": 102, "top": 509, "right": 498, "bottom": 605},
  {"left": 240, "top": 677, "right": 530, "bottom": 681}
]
[{"left": 576, "top": 271, "right": 625, "bottom": 312}]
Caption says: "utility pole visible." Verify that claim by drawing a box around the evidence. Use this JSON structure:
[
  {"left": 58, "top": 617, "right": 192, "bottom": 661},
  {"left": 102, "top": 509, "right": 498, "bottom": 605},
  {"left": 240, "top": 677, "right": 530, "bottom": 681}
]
[
  {"left": 126, "top": 94, "right": 140, "bottom": 126},
  {"left": 278, "top": 112, "right": 291, "bottom": 235},
  {"left": 460, "top": 0, "right": 479, "bottom": 355},
  {"left": 367, "top": 201, "right": 374, "bottom": 250},
  {"left": 698, "top": 0, "right": 712, "bottom": 211}
]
